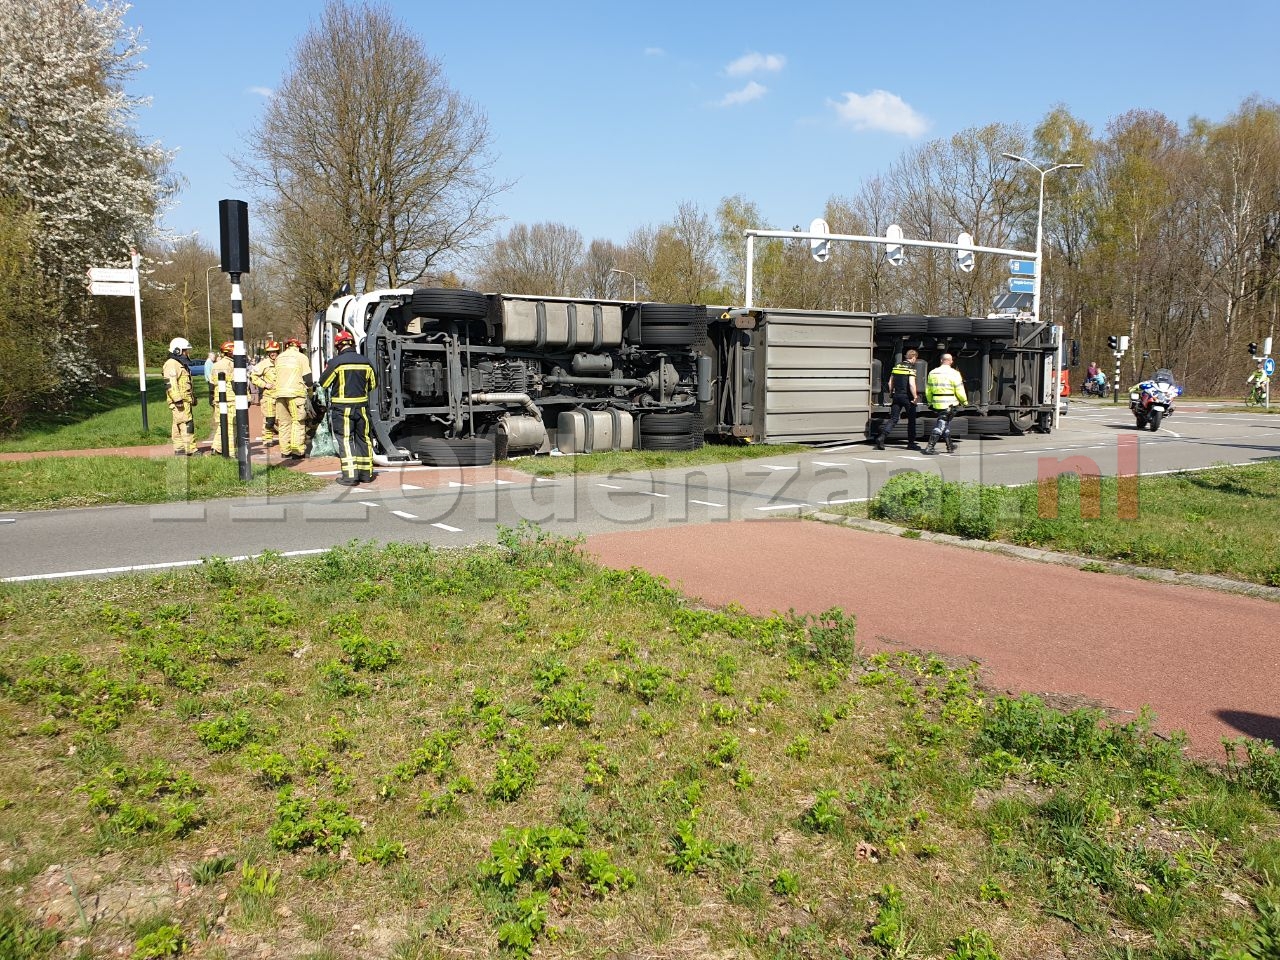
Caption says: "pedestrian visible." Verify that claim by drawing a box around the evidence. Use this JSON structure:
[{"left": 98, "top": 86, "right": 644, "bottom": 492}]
[
  {"left": 924, "top": 353, "right": 968, "bottom": 455},
  {"left": 162, "top": 337, "right": 200, "bottom": 456},
  {"left": 875, "top": 349, "right": 921, "bottom": 451},
  {"left": 250, "top": 340, "right": 280, "bottom": 446},
  {"left": 272, "top": 337, "right": 313, "bottom": 460},
  {"left": 319, "top": 330, "right": 377, "bottom": 485},
  {"left": 208, "top": 341, "right": 235, "bottom": 455}
]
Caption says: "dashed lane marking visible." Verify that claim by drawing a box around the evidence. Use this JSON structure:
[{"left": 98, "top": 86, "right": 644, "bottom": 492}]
[
  {"left": 2, "top": 548, "right": 330, "bottom": 584},
  {"left": 637, "top": 491, "right": 670, "bottom": 498},
  {"left": 825, "top": 497, "right": 870, "bottom": 505},
  {"left": 812, "top": 460, "right": 851, "bottom": 467},
  {"left": 759, "top": 464, "right": 796, "bottom": 471},
  {"left": 401, "top": 483, "right": 422, "bottom": 490},
  {"left": 689, "top": 499, "right": 725, "bottom": 508},
  {"left": 755, "top": 503, "right": 809, "bottom": 512},
  {"left": 391, "top": 510, "right": 417, "bottom": 520},
  {"left": 596, "top": 483, "right": 623, "bottom": 490},
  {"left": 431, "top": 522, "right": 463, "bottom": 533},
  {"left": 358, "top": 501, "right": 380, "bottom": 508}
]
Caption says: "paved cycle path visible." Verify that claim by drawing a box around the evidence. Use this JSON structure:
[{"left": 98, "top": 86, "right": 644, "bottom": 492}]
[{"left": 587, "top": 519, "right": 1278, "bottom": 759}]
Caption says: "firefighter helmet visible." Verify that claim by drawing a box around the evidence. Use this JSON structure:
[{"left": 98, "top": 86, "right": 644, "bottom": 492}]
[
  {"left": 265, "top": 340, "right": 280, "bottom": 353},
  {"left": 168, "top": 337, "right": 191, "bottom": 353},
  {"left": 286, "top": 338, "right": 303, "bottom": 349},
  {"left": 221, "top": 340, "right": 235, "bottom": 355},
  {"left": 333, "top": 331, "right": 355, "bottom": 350}
]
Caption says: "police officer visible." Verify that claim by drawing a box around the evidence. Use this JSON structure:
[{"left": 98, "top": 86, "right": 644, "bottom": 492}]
[
  {"left": 319, "top": 330, "right": 377, "bottom": 485},
  {"left": 162, "top": 337, "right": 200, "bottom": 456},
  {"left": 875, "top": 348, "right": 921, "bottom": 451},
  {"left": 924, "top": 353, "right": 968, "bottom": 455},
  {"left": 251, "top": 340, "right": 280, "bottom": 445},
  {"left": 209, "top": 341, "right": 235, "bottom": 455},
  {"left": 273, "top": 338, "right": 313, "bottom": 460}
]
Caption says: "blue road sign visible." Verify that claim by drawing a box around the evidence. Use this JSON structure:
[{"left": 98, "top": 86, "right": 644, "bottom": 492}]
[
  {"left": 1265, "top": 357, "right": 1276, "bottom": 376},
  {"left": 1009, "top": 259, "right": 1037, "bottom": 276},
  {"left": 1008, "top": 278, "right": 1035, "bottom": 294}
]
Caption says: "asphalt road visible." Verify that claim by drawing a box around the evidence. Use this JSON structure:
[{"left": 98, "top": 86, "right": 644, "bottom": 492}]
[{"left": 2, "top": 401, "right": 1277, "bottom": 582}]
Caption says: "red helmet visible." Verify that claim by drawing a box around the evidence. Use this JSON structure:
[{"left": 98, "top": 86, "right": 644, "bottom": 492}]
[
  {"left": 220, "top": 340, "right": 235, "bottom": 355},
  {"left": 286, "top": 338, "right": 302, "bottom": 349},
  {"left": 265, "top": 340, "right": 280, "bottom": 353},
  {"left": 333, "top": 331, "right": 355, "bottom": 350}
]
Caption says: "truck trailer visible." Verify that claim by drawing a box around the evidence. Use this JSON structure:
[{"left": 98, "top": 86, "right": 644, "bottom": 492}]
[{"left": 309, "top": 287, "right": 1060, "bottom": 464}]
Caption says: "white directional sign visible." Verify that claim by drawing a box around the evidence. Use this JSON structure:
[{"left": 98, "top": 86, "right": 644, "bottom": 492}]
[
  {"left": 1263, "top": 357, "right": 1275, "bottom": 377},
  {"left": 87, "top": 267, "right": 136, "bottom": 283},
  {"left": 90, "top": 279, "right": 137, "bottom": 297},
  {"left": 809, "top": 218, "right": 830, "bottom": 263},
  {"left": 956, "top": 232, "right": 974, "bottom": 273},
  {"left": 1009, "top": 278, "right": 1034, "bottom": 294},
  {"left": 885, "top": 224, "right": 904, "bottom": 267}
]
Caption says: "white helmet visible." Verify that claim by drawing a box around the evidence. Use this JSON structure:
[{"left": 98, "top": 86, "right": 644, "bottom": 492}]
[{"left": 168, "top": 337, "right": 191, "bottom": 352}]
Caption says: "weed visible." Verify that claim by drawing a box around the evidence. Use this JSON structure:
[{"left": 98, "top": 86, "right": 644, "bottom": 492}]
[
  {"left": 665, "top": 814, "right": 719, "bottom": 874},
  {"left": 131, "top": 922, "right": 186, "bottom": 958},
  {"left": 487, "top": 746, "right": 540, "bottom": 801},
  {"left": 336, "top": 631, "right": 401, "bottom": 672},
  {"left": 357, "top": 840, "right": 408, "bottom": 867},
  {"left": 946, "top": 930, "right": 1002, "bottom": 960},
  {"left": 530, "top": 655, "right": 568, "bottom": 693},
  {"left": 0, "top": 905, "right": 60, "bottom": 958},
  {"left": 583, "top": 744, "right": 619, "bottom": 792},
  {"left": 241, "top": 746, "right": 292, "bottom": 787},
  {"left": 800, "top": 790, "right": 843, "bottom": 835},
  {"left": 240, "top": 863, "right": 280, "bottom": 897},
  {"left": 978, "top": 879, "right": 1009, "bottom": 905},
  {"left": 267, "top": 789, "right": 362, "bottom": 853},
  {"left": 869, "top": 883, "right": 912, "bottom": 955},
  {"left": 495, "top": 892, "right": 548, "bottom": 958},
  {"left": 1225, "top": 738, "right": 1280, "bottom": 807},
  {"left": 785, "top": 735, "right": 812, "bottom": 760},
  {"left": 193, "top": 710, "right": 261, "bottom": 753},
  {"left": 191, "top": 856, "right": 236, "bottom": 886},
  {"left": 771, "top": 870, "right": 800, "bottom": 897},
  {"left": 539, "top": 683, "right": 594, "bottom": 726},
  {"left": 706, "top": 734, "right": 740, "bottom": 768}
]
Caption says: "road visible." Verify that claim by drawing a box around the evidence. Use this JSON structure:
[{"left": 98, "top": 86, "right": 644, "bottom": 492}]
[{"left": 2, "top": 402, "right": 1277, "bottom": 582}]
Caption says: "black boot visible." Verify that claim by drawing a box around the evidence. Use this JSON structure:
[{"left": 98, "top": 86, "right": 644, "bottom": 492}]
[
  {"left": 946, "top": 435, "right": 956, "bottom": 454},
  {"left": 924, "top": 438, "right": 937, "bottom": 455},
  {"left": 874, "top": 433, "right": 886, "bottom": 451}
]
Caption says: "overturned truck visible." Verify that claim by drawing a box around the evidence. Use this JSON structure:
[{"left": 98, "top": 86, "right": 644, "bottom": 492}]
[{"left": 310, "top": 288, "right": 1059, "bottom": 465}]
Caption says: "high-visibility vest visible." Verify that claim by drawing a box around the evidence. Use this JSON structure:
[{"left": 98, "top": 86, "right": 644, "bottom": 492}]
[
  {"left": 925, "top": 366, "right": 968, "bottom": 409},
  {"left": 273, "top": 347, "right": 311, "bottom": 398},
  {"left": 889, "top": 362, "right": 916, "bottom": 399}
]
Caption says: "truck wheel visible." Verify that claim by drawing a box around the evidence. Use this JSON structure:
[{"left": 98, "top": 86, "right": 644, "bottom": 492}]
[
  {"left": 875, "top": 315, "right": 927, "bottom": 335},
  {"left": 640, "top": 432, "right": 703, "bottom": 451},
  {"left": 1009, "top": 396, "right": 1036, "bottom": 434},
  {"left": 410, "top": 288, "right": 489, "bottom": 321},
  {"left": 638, "top": 411, "right": 698, "bottom": 434},
  {"left": 927, "top": 317, "right": 973, "bottom": 336},
  {"left": 972, "top": 319, "right": 1016, "bottom": 338},
  {"left": 637, "top": 304, "right": 707, "bottom": 347},
  {"left": 967, "top": 416, "right": 1011, "bottom": 436},
  {"left": 412, "top": 436, "right": 496, "bottom": 466}
]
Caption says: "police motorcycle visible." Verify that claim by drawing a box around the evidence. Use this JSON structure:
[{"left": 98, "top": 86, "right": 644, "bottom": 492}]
[{"left": 1129, "top": 368, "right": 1181, "bottom": 431}]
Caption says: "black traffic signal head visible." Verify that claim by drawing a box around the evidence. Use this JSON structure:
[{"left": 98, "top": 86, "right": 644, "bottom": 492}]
[
  {"left": 1108, "top": 335, "right": 1119, "bottom": 350},
  {"left": 1249, "top": 342, "right": 1258, "bottom": 355}
]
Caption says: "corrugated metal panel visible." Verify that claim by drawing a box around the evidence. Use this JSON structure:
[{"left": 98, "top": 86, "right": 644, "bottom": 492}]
[{"left": 760, "top": 310, "right": 873, "bottom": 442}]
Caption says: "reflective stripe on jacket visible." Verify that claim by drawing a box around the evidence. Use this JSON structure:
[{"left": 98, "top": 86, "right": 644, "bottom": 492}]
[
  {"left": 319, "top": 350, "right": 377, "bottom": 405},
  {"left": 272, "top": 347, "right": 311, "bottom": 398},
  {"left": 889, "top": 362, "right": 916, "bottom": 399},
  {"left": 925, "top": 366, "right": 968, "bottom": 409},
  {"left": 162, "top": 356, "right": 193, "bottom": 405}
]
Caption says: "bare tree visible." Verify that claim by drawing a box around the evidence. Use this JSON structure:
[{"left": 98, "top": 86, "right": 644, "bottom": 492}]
[
  {"left": 236, "top": 0, "right": 506, "bottom": 304},
  {"left": 471, "top": 222, "right": 585, "bottom": 296},
  {"left": 579, "top": 239, "right": 629, "bottom": 299}
]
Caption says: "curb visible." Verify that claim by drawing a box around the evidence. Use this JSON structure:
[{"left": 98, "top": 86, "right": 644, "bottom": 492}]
[{"left": 809, "top": 511, "right": 1280, "bottom": 604}]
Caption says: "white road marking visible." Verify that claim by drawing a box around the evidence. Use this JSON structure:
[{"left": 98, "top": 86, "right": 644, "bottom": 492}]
[
  {"left": 391, "top": 510, "right": 417, "bottom": 520},
  {"left": 534, "top": 478, "right": 558, "bottom": 483},
  {"left": 812, "top": 460, "right": 851, "bottom": 467},
  {"left": 401, "top": 483, "right": 422, "bottom": 490},
  {"left": 431, "top": 522, "right": 463, "bottom": 533},
  {"left": 825, "top": 497, "right": 869, "bottom": 505},
  {"left": 637, "top": 491, "right": 669, "bottom": 498},
  {"left": 358, "top": 501, "right": 380, "bottom": 508},
  {"left": 756, "top": 503, "right": 808, "bottom": 511},
  {"left": 820, "top": 442, "right": 865, "bottom": 452},
  {"left": 448, "top": 481, "right": 467, "bottom": 488},
  {"left": 493, "top": 479, "right": 514, "bottom": 485},
  {"left": 850, "top": 457, "right": 889, "bottom": 463},
  {"left": 0, "top": 518, "right": 14, "bottom": 524},
  {"left": 2, "top": 548, "right": 330, "bottom": 584},
  {"left": 597, "top": 483, "right": 623, "bottom": 490},
  {"left": 759, "top": 464, "right": 796, "bottom": 471},
  {"left": 689, "top": 499, "right": 724, "bottom": 508},
  {"left": 1164, "top": 430, "right": 1182, "bottom": 438}
]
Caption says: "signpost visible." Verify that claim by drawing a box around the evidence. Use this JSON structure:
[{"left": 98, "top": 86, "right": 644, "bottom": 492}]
[
  {"left": 1009, "top": 278, "right": 1035, "bottom": 294},
  {"left": 956, "top": 232, "right": 974, "bottom": 273},
  {"left": 808, "top": 218, "right": 830, "bottom": 264},
  {"left": 1009, "top": 259, "right": 1036, "bottom": 276},
  {"left": 87, "top": 257, "right": 149, "bottom": 432}
]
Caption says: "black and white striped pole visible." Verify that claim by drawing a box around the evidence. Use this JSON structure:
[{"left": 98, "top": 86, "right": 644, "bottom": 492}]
[{"left": 218, "top": 200, "right": 253, "bottom": 482}]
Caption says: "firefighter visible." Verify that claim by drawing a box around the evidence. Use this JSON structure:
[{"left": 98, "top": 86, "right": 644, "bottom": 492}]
[
  {"left": 251, "top": 340, "right": 280, "bottom": 445},
  {"left": 924, "top": 353, "right": 968, "bottom": 455},
  {"left": 875, "top": 348, "right": 921, "bottom": 451},
  {"left": 209, "top": 341, "right": 236, "bottom": 455},
  {"left": 319, "top": 330, "right": 377, "bottom": 485},
  {"left": 162, "top": 337, "right": 200, "bottom": 456},
  {"left": 272, "top": 338, "right": 313, "bottom": 460}
]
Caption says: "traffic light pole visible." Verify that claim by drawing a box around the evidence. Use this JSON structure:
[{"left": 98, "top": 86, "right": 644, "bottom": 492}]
[{"left": 1112, "top": 352, "right": 1122, "bottom": 405}]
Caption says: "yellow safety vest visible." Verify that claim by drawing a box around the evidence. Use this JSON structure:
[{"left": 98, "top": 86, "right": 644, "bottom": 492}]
[
  {"left": 272, "top": 347, "right": 311, "bottom": 398},
  {"left": 925, "top": 366, "right": 968, "bottom": 409}
]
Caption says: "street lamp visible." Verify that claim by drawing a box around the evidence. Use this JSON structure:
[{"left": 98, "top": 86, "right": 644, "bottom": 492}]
[
  {"left": 1001, "top": 153, "right": 1083, "bottom": 322},
  {"left": 609, "top": 267, "right": 637, "bottom": 301},
  {"left": 204, "top": 263, "right": 221, "bottom": 353}
]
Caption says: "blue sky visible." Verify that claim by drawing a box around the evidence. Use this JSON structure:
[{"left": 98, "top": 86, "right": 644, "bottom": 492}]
[{"left": 125, "top": 0, "right": 1279, "bottom": 256}]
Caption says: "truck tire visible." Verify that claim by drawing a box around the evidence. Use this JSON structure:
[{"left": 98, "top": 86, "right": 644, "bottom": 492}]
[
  {"left": 1009, "top": 395, "right": 1036, "bottom": 434},
  {"left": 638, "top": 411, "right": 698, "bottom": 434},
  {"left": 927, "top": 317, "right": 973, "bottom": 336},
  {"left": 640, "top": 432, "right": 704, "bottom": 451},
  {"left": 637, "top": 304, "right": 707, "bottom": 347},
  {"left": 412, "top": 436, "right": 496, "bottom": 467},
  {"left": 875, "top": 315, "right": 927, "bottom": 335},
  {"left": 972, "top": 319, "right": 1016, "bottom": 338},
  {"left": 410, "top": 288, "right": 489, "bottom": 321},
  {"left": 966, "top": 415, "right": 1011, "bottom": 436}
]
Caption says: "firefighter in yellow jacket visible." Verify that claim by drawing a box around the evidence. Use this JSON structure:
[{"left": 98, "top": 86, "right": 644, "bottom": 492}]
[
  {"left": 924, "top": 353, "right": 968, "bottom": 455},
  {"left": 273, "top": 338, "right": 313, "bottom": 459},
  {"left": 208, "top": 341, "right": 235, "bottom": 455},
  {"left": 250, "top": 340, "right": 280, "bottom": 445},
  {"left": 162, "top": 337, "right": 199, "bottom": 456}
]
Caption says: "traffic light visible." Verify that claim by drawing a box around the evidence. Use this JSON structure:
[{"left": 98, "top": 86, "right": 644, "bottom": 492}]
[
  {"left": 1249, "top": 342, "right": 1259, "bottom": 356},
  {"left": 1108, "top": 335, "right": 1119, "bottom": 351}
]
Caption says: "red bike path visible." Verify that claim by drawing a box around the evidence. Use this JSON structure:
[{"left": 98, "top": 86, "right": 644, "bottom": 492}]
[{"left": 586, "top": 520, "right": 1279, "bottom": 760}]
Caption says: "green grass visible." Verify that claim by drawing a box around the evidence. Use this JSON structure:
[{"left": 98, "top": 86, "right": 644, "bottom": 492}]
[
  {"left": 0, "top": 378, "right": 221, "bottom": 453},
  {"left": 830, "top": 460, "right": 1280, "bottom": 587},
  {"left": 0, "top": 456, "right": 327, "bottom": 511},
  {"left": 1, "top": 529, "right": 1277, "bottom": 959},
  {"left": 509, "top": 442, "right": 810, "bottom": 477}
]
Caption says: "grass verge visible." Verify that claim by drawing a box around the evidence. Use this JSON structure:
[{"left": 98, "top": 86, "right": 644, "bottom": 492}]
[
  {"left": 508, "top": 442, "right": 810, "bottom": 477},
  {"left": 828, "top": 460, "right": 1280, "bottom": 587},
  {"left": 0, "top": 456, "right": 327, "bottom": 511},
  {"left": 0, "top": 378, "right": 221, "bottom": 453},
  {"left": 1, "top": 528, "right": 1277, "bottom": 959}
]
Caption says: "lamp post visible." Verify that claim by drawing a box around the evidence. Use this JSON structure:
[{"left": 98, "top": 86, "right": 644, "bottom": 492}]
[
  {"left": 204, "top": 263, "right": 221, "bottom": 353},
  {"left": 1001, "top": 154, "right": 1082, "bottom": 322},
  {"left": 1003, "top": 154, "right": 1083, "bottom": 431},
  {"left": 609, "top": 267, "right": 637, "bottom": 301}
]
